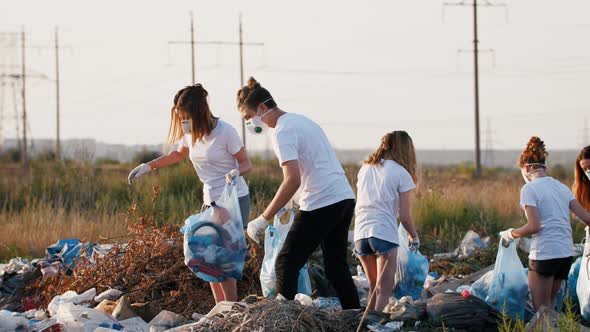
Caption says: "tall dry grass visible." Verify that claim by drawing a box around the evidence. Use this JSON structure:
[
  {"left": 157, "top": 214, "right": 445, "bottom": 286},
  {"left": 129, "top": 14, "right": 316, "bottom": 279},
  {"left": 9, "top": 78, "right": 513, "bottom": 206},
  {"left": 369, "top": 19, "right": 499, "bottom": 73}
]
[{"left": 1, "top": 159, "right": 582, "bottom": 261}]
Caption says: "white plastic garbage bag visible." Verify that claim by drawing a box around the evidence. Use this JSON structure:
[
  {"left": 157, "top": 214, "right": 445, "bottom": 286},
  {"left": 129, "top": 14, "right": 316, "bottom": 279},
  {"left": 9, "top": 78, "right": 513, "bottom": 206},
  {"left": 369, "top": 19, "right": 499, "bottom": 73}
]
[
  {"left": 95, "top": 289, "right": 123, "bottom": 302},
  {"left": 56, "top": 302, "right": 122, "bottom": 331},
  {"left": 48, "top": 288, "right": 97, "bottom": 317},
  {"left": 148, "top": 310, "right": 187, "bottom": 331},
  {"left": 577, "top": 226, "right": 590, "bottom": 320},
  {"left": 0, "top": 310, "right": 29, "bottom": 331},
  {"left": 120, "top": 317, "right": 149, "bottom": 332},
  {"left": 470, "top": 270, "right": 494, "bottom": 301},
  {"left": 181, "top": 182, "right": 247, "bottom": 283},
  {"left": 486, "top": 239, "right": 528, "bottom": 320},
  {"left": 260, "top": 205, "right": 312, "bottom": 298},
  {"left": 394, "top": 224, "right": 429, "bottom": 300}
]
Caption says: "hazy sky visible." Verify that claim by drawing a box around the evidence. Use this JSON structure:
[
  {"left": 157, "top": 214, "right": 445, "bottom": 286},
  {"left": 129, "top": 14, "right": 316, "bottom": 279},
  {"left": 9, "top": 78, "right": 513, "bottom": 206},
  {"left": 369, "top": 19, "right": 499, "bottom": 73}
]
[{"left": 1, "top": 0, "right": 589, "bottom": 152}]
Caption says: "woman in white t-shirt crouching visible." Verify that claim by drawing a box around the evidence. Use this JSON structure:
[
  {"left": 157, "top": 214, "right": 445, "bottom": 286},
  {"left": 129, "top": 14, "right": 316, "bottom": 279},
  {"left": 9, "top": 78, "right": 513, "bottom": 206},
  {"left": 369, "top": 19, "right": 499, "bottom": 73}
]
[
  {"left": 353, "top": 131, "right": 420, "bottom": 312},
  {"left": 500, "top": 136, "right": 590, "bottom": 311},
  {"left": 127, "top": 84, "right": 252, "bottom": 303},
  {"left": 236, "top": 77, "right": 360, "bottom": 309}
]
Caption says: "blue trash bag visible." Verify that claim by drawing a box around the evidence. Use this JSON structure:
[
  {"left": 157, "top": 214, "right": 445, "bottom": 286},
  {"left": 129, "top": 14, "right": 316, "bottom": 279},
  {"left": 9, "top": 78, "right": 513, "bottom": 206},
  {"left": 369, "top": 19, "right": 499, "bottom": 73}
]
[
  {"left": 394, "top": 224, "right": 429, "bottom": 300},
  {"left": 180, "top": 182, "right": 247, "bottom": 283},
  {"left": 568, "top": 257, "right": 582, "bottom": 308},
  {"left": 577, "top": 226, "right": 590, "bottom": 320},
  {"left": 46, "top": 239, "right": 93, "bottom": 269},
  {"left": 260, "top": 206, "right": 312, "bottom": 298},
  {"left": 486, "top": 239, "right": 529, "bottom": 320}
]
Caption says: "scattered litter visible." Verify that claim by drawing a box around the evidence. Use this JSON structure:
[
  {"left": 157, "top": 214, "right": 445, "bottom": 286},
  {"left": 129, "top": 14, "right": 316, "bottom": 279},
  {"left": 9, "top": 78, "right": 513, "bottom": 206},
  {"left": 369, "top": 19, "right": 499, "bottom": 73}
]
[
  {"left": 455, "top": 230, "right": 490, "bottom": 258},
  {"left": 312, "top": 297, "right": 342, "bottom": 312},
  {"left": 295, "top": 293, "right": 313, "bottom": 306},
  {"left": 112, "top": 296, "right": 138, "bottom": 321},
  {"left": 95, "top": 289, "right": 123, "bottom": 302},
  {"left": 96, "top": 299, "right": 118, "bottom": 315},
  {"left": 148, "top": 310, "right": 187, "bottom": 332},
  {"left": 47, "top": 288, "right": 96, "bottom": 317},
  {"left": 56, "top": 302, "right": 122, "bottom": 331},
  {"left": 3, "top": 258, "right": 33, "bottom": 275},
  {"left": 0, "top": 309, "right": 29, "bottom": 331},
  {"left": 368, "top": 321, "right": 403, "bottom": 332}
]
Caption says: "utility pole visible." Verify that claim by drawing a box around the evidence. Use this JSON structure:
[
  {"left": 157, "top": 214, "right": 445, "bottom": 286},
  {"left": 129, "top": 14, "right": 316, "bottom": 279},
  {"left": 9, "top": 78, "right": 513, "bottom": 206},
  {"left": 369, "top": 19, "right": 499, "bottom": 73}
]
[
  {"left": 239, "top": 13, "right": 245, "bottom": 147},
  {"left": 0, "top": 80, "right": 4, "bottom": 149},
  {"left": 443, "top": 0, "right": 506, "bottom": 177},
  {"left": 21, "top": 28, "right": 28, "bottom": 168},
  {"left": 167, "top": 13, "right": 264, "bottom": 147},
  {"left": 55, "top": 27, "right": 61, "bottom": 160},
  {"left": 12, "top": 81, "right": 21, "bottom": 157},
  {"left": 190, "top": 12, "right": 196, "bottom": 84}
]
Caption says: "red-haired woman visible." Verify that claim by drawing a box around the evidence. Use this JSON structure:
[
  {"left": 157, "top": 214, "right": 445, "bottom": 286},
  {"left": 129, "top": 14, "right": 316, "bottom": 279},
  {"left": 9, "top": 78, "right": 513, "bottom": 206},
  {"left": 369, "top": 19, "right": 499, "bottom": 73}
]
[{"left": 500, "top": 137, "right": 590, "bottom": 311}]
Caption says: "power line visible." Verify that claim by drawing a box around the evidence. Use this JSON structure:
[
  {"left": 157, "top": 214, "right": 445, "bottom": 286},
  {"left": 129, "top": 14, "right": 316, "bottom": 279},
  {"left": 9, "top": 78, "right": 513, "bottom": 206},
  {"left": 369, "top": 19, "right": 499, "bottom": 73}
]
[{"left": 443, "top": 0, "right": 507, "bottom": 177}]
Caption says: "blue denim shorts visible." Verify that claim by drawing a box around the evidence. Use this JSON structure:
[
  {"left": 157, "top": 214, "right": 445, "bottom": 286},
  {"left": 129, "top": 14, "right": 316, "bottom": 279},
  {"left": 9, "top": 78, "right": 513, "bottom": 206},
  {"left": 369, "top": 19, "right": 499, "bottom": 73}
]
[{"left": 354, "top": 237, "right": 399, "bottom": 256}]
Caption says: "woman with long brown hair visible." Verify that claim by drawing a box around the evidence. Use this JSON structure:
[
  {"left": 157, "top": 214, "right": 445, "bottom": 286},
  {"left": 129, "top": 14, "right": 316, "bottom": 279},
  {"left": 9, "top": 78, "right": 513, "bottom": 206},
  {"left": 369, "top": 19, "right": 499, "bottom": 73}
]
[
  {"left": 573, "top": 146, "right": 590, "bottom": 210},
  {"left": 127, "top": 84, "right": 252, "bottom": 303},
  {"left": 353, "top": 131, "right": 419, "bottom": 312},
  {"left": 500, "top": 137, "right": 590, "bottom": 311}
]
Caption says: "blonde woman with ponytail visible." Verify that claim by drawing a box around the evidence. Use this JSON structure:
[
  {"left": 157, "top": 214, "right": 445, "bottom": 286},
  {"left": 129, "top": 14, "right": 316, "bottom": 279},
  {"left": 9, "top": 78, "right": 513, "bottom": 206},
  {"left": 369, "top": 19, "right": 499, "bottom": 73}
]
[{"left": 353, "top": 131, "right": 419, "bottom": 312}]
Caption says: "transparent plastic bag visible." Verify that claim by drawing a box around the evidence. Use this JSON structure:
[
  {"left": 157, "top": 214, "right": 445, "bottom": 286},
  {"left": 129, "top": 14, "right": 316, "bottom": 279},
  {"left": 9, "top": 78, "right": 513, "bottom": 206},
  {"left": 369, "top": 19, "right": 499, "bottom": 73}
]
[
  {"left": 568, "top": 256, "right": 582, "bottom": 307},
  {"left": 260, "top": 206, "right": 312, "bottom": 298},
  {"left": 470, "top": 270, "right": 493, "bottom": 301},
  {"left": 180, "top": 182, "right": 247, "bottom": 283},
  {"left": 394, "top": 224, "right": 429, "bottom": 300},
  {"left": 486, "top": 239, "right": 528, "bottom": 320},
  {"left": 577, "top": 226, "right": 590, "bottom": 320}
]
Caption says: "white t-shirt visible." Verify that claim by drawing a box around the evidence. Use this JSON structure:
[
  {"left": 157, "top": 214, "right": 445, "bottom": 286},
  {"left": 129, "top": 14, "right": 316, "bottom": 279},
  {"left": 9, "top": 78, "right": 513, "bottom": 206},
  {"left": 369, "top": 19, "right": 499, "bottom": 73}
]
[
  {"left": 180, "top": 119, "right": 249, "bottom": 204},
  {"left": 270, "top": 113, "right": 354, "bottom": 211},
  {"left": 354, "top": 160, "right": 416, "bottom": 244},
  {"left": 520, "top": 176, "right": 575, "bottom": 260}
]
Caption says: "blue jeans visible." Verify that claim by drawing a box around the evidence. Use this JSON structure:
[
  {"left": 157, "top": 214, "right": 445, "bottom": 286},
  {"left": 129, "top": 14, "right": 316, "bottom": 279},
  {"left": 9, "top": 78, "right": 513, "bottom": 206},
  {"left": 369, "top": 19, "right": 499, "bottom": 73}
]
[{"left": 354, "top": 237, "right": 398, "bottom": 256}]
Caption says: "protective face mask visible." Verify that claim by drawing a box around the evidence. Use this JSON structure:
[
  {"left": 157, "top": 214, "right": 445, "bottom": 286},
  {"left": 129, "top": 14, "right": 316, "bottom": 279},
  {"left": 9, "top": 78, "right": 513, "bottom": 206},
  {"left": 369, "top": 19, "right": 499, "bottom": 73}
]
[
  {"left": 521, "top": 169, "right": 531, "bottom": 183},
  {"left": 181, "top": 119, "right": 192, "bottom": 135},
  {"left": 585, "top": 169, "right": 590, "bottom": 181},
  {"left": 246, "top": 98, "right": 275, "bottom": 135}
]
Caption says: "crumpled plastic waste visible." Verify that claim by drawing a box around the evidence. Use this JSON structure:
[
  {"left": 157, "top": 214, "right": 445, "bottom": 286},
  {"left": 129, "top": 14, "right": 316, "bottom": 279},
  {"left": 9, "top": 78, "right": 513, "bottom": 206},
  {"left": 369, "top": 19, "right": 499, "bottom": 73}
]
[
  {"left": 48, "top": 288, "right": 97, "bottom": 317},
  {"left": 0, "top": 310, "right": 29, "bottom": 331},
  {"left": 368, "top": 321, "right": 404, "bottom": 332},
  {"left": 56, "top": 302, "right": 122, "bottom": 331},
  {"left": 46, "top": 238, "right": 93, "bottom": 269},
  {"left": 148, "top": 310, "right": 187, "bottom": 332},
  {"left": 120, "top": 316, "right": 149, "bottom": 332},
  {"left": 312, "top": 297, "right": 342, "bottom": 312},
  {"left": 295, "top": 293, "right": 313, "bottom": 306},
  {"left": 2, "top": 258, "right": 33, "bottom": 275},
  {"left": 454, "top": 230, "right": 490, "bottom": 258},
  {"left": 260, "top": 206, "right": 312, "bottom": 298},
  {"left": 394, "top": 224, "right": 429, "bottom": 300},
  {"left": 181, "top": 182, "right": 247, "bottom": 283},
  {"left": 485, "top": 239, "right": 528, "bottom": 320},
  {"left": 95, "top": 289, "right": 124, "bottom": 302}
]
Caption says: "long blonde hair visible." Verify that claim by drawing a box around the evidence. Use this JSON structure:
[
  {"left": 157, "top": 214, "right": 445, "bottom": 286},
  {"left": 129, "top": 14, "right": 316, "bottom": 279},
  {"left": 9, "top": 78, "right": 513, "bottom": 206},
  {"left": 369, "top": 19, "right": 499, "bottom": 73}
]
[
  {"left": 365, "top": 131, "right": 418, "bottom": 183},
  {"left": 165, "top": 84, "right": 216, "bottom": 150}
]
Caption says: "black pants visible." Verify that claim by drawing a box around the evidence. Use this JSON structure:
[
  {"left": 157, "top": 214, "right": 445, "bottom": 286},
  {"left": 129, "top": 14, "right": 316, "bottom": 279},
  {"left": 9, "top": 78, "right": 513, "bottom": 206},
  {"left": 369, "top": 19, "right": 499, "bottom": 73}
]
[{"left": 275, "top": 199, "right": 360, "bottom": 309}]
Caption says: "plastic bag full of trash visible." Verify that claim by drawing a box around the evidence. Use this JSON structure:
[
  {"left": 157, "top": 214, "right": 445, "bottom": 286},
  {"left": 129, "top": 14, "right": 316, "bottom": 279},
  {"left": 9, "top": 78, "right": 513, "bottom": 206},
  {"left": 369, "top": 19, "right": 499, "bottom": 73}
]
[
  {"left": 485, "top": 239, "right": 528, "bottom": 320},
  {"left": 180, "top": 181, "right": 247, "bottom": 283},
  {"left": 394, "top": 224, "right": 429, "bottom": 300},
  {"left": 260, "top": 205, "right": 312, "bottom": 298},
  {"left": 577, "top": 226, "right": 590, "bottom": 320}
]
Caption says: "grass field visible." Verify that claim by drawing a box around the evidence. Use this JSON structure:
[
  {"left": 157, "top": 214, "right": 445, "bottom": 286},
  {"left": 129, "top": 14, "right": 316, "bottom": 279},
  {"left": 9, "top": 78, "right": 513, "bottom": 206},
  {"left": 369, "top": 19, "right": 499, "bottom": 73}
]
[{"left": 0, "top": 158, "right": 585, "bottom": 262}]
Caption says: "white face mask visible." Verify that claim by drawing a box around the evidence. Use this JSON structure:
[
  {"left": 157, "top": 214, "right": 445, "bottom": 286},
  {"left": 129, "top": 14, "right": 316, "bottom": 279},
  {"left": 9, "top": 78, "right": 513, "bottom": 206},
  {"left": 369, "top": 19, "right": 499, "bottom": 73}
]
[
  {"left": 181, "top": 119, "right": 191, "bottom": 135},
  {"left": 521, "top": 169, "right": 531, "bottom": 183},
  {"left": 246, "top": 98, "right": 275, "bottom": 135},
  {"left": 521, "top": 163, "right": 545, "bottom": 183},
  {"left": 585, "top": 170, "right": 590, "bottom": 181}
]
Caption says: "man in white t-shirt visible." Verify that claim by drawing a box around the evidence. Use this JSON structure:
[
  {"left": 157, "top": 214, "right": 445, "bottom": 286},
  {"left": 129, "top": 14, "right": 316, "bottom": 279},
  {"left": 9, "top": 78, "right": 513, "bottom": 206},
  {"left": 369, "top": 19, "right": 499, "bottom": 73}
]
[{"left": 236, "top": 77, "right": 360, "bottom": 309}]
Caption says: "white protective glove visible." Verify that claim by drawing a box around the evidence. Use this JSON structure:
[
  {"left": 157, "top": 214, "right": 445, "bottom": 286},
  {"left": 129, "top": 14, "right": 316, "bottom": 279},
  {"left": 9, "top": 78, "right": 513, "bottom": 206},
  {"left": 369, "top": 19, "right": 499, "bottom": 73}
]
[
  {"left": 499, "top": 228, "right": 515, "bottom": 247},
  {"left": 225, "top": 168, "right": 240, "bottom": 185},
  {"left": 128, "top": 163, "right": 152, "bottom": 184},
  {"left": 409, "top": 236, "right": 420, "bottom": 252},
  {"left": 247, "top": 215, "right": 270, "bottom": 244}
]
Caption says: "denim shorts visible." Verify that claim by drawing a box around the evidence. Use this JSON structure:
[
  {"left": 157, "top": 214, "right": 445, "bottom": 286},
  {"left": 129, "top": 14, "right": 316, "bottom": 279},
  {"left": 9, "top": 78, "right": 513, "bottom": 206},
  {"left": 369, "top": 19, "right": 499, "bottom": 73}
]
[{"left": 354, "top": 237, "right": 399, "bottom": 256}]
